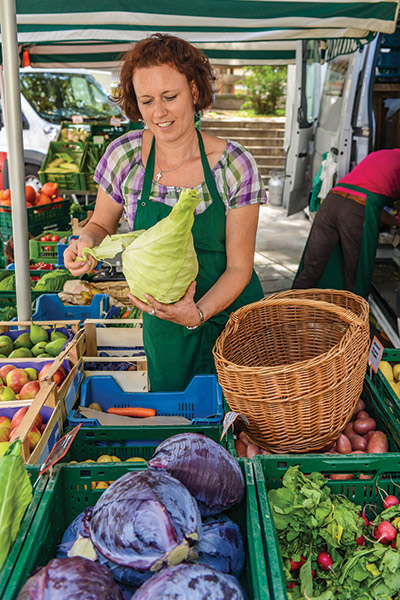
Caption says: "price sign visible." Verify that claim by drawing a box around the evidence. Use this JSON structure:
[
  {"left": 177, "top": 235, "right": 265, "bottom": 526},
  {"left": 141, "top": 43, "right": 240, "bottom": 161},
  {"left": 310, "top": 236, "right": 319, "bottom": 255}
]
[
  {"left": 220, "top": 411, "right": 250, "bottom": 441},
  {"left": 109, "top": 116, "right": 122, "bottom": 127},
  {"left": 39, "top": 424, "right": 82, "bottom": 476},
  {"left": 368, "top": 336, "right": 384, "bottom": 373},
  {"left": 72, "top": 115, "right": 84, "bottom": 124}
]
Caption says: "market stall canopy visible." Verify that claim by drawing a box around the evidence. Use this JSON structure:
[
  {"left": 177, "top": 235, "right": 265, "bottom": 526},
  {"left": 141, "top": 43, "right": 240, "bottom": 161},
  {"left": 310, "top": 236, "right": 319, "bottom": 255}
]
[{"left": 2, "top": 0, "right": 400, "bottom": 67}]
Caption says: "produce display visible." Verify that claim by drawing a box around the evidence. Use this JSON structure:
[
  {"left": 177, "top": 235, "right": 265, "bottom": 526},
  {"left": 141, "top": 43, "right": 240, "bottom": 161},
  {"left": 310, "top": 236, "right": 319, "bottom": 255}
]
[
  {"left": 0, "top": 324, "right": 70, "bottom": 359},
  {"left": 0, "top": 182, "right": 62, "bottom": 210},
  {"left": 378, "top": 359, "right": 400, "bottom": 399},
  {"left": 269, "top": 465, "right": 400, "bottom": 599},
  {"left": 0, "top": 269, "right": 76, "bottom": 293}
]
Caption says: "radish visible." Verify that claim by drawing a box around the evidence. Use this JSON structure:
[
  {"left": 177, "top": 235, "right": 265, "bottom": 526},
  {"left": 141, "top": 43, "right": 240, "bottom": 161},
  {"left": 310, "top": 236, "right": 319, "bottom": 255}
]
[
  {"left": 317, "top": 552, "right": 333, "bottom": 571},
  {"left": 287, "top": 582, "right": 296, "bottom": 589},
  {"left": 383, "top": 495, "right": 400, "bottom": 509},
  {"left": 290, "top": 556, "right": 305, "bottom": 571},
  {"left": 373, "top": 521, "right": 397, "bottom": 543},
  {"left": 355, "top": 534, "right": 365, "bottom": 546}
]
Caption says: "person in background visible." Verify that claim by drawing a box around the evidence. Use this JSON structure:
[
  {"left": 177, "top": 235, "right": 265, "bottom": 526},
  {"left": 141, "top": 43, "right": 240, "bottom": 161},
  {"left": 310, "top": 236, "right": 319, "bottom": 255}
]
[
  {"left": 64, "top": 33, "right": 267, "bottom": 392},
  {"left": 293, "top": 149, "right": 400, "bottom": 299}
]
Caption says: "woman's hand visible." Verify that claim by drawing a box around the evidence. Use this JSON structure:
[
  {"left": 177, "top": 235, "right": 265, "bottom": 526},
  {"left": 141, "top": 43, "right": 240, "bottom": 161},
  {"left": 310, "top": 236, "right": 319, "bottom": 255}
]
[
  {"left": 128, "top": 281, "right": 202, "bottom": 327},
  {"left": 63, "top": 235, "right": 97, "bottom": 276}
]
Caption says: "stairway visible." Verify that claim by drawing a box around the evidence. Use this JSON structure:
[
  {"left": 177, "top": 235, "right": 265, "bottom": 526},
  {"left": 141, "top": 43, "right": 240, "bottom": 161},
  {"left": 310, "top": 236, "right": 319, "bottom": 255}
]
[{"left": 200, "top": 117, "right": 286, "bottom": 185}]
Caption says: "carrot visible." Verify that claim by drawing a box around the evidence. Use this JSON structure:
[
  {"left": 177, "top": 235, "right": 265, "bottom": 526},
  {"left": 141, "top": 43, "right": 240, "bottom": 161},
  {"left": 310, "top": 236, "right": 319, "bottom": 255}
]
[{"left": 106, "top": 407, "right": 156, "bottom": 418}]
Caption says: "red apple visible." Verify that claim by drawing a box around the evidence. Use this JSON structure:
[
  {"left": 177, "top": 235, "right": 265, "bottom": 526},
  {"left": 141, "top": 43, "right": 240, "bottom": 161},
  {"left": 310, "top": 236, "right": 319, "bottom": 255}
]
[
  {"left": 0, "top": 364, "right": 16, "bottom": 380},
  {"left": 40, "top": 423, "right": 46, "bottom": 434},
  {"left": 0, "top": 426, "right": 11, "bottom": 442},
  {"left": 38, "top": 363, "right": 66, "bottom": 386},
  {"left": 27, "top": 426, "right": 41, "bottom": 451},
  {"left": 6, "top": 369, "right": 29, "bottom": 394},
  {"left": 19, "top": 380, "right": 41, "bottom": 400},
  {"left": 10, "top": 406, "right": 42, "bottom": 431},
  {"left": 0, "top": 416, "right": 11, "bottom": 428}
]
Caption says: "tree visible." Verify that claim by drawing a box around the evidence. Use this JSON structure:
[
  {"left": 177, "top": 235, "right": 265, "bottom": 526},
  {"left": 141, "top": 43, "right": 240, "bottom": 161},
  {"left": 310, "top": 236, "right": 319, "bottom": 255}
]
[{"left": 239, "top": 66, "right": 287, "bottom": 115}]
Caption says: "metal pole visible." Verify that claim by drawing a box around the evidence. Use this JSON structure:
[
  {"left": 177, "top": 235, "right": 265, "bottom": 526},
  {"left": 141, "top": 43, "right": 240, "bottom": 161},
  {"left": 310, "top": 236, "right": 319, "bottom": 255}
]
[{"left": 0, "top": 0, "right": 31, "bottom": 319}]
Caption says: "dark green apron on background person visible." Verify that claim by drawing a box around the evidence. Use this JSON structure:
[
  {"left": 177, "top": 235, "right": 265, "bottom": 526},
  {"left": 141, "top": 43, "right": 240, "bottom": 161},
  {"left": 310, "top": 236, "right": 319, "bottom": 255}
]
[
  {"left": 294, "top": 183, "right": 392, "bottom": 299},
  {"left": 133, "top": 129, "right": 263, "bottom": 392}
]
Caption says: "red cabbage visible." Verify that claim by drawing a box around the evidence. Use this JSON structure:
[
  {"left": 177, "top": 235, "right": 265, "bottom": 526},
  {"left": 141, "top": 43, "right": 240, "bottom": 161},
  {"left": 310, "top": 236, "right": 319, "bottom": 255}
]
[
  {"left": 56, "top": 508, "right": 93, "bottom": 559},
  {"left": 196, "top": 514, "right": 245, "bottom": 578},
  {"left": 89, "top": 470, "right": 202, "bottom": 572},
  {"left": 148, "top": 433, "right": 244, "bottom": 516},
  {"left": 16, "top": 556, "right": 124, "bottom": 599},
  {"left": 130, "top": 562, "right": 247, "bottom": 599}
]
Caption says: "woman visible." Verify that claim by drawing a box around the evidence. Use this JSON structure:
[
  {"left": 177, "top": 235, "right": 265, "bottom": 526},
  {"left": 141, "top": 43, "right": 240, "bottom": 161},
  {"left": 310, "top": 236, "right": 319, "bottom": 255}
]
[{"left": 64, "top": 33, "right": 267, "bottom": 392}]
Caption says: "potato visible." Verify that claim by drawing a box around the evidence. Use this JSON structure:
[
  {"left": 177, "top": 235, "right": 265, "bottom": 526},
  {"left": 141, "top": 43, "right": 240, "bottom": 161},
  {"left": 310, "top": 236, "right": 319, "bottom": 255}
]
[
  {"left": 260, "top": 448, "right": 271, "bottom": 455},
  {"left": 349, "top": 434, "right": 367, "bottom": 451},
  {"left": 367, "top": 431, "right": 388, "bottom": 453},
  {"left": 246, "top": 443, "right": 260, "bottom": 458},
  {"left": 88, "top": 402, "right": 102, "bottom": 412},
  {"left": 238, "top": 431, "right": 251, "bottom": 446},
  {"left": 365, "top": 430, "right": 376, "bottom": 441},
  {"left": 353, "top": 398, "right": 365, "bottom": 414},
  {"left": 336, "top": 433, "right": 352, "bottom": 454},
  {"left": 356, "top": 411, "right": 370, "bottom": 420},
  {"left": 344, "top": 422, "right": 354, "bottom": 437},
  {"left": 353, "top": 418, "right": 376, "bottom": 435},
  {"left": 234, "top": 439, "right": 247, "bottom": 458}
]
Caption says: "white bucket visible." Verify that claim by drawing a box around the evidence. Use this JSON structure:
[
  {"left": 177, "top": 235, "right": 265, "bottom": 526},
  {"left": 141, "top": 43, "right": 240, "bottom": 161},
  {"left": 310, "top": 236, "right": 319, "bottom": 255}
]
[{"left": 268, "top": 171, "right": 285, "bottom": 206}]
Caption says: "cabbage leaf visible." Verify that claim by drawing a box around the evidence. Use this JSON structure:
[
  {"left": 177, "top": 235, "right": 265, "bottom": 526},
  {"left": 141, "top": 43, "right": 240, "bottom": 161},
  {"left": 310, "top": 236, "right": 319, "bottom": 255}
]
[
  {"left": 0, "top": 440, "right": 33, "bottom": 570},
  {"left": 79, "top": 188, "right": 201, "bottom": 304}
]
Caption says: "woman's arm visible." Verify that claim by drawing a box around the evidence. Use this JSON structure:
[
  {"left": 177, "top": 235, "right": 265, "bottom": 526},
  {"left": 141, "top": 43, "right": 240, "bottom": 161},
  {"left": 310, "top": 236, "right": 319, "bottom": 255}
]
[
  {"left": 131, "top": 203, "right": 260, "bottom": 326},
  {"left": 63, "top": 187, "right": 124, "bottom": 276}
]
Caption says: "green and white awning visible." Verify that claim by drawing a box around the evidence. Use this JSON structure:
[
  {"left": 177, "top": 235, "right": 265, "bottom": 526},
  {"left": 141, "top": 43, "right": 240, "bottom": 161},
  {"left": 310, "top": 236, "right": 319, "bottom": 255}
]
[{"left": 5, "top": 0, "right": 400, "bottom": 66}]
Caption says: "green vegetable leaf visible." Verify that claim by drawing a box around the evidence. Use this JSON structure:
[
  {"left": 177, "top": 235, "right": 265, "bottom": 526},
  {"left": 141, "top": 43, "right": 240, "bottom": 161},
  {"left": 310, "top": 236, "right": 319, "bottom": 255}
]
[{"left": 0, "top": 440, "right": 33, "bottom": 570}]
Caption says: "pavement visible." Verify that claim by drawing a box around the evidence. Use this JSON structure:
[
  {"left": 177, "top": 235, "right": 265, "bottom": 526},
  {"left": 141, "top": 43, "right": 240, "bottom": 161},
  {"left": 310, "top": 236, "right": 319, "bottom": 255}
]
[{"left": 254, "top": 203, "right": 311, "bottom": 296}]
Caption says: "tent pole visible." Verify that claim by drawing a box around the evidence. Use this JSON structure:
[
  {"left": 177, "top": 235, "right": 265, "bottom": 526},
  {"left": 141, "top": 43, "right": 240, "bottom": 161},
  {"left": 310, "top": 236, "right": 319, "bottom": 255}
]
[{"left": 0, "top": 0, "right": 31, "bottom": 320}]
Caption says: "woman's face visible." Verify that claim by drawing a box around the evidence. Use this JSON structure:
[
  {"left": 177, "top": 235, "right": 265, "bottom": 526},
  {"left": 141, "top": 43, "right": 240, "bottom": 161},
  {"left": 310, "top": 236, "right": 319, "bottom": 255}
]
[{"left": 133, "top": 63, "right": 198, "bottom": 141}]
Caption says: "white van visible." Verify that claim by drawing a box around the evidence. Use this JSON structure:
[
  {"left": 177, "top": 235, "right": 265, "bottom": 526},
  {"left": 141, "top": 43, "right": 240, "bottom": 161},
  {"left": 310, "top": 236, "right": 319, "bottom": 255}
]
[{"left": 0, "top": 67, "right": 124, "bottom": 189}]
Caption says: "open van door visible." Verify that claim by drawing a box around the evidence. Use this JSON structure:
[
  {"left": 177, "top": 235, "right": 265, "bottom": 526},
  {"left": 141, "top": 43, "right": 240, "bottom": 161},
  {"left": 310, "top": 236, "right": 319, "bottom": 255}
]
[
  {"left": 283, "top": 40, "right": 322, "bottom": 216},
  {"left": 311, "top": 36, "right": 380, "bottom": 184}
]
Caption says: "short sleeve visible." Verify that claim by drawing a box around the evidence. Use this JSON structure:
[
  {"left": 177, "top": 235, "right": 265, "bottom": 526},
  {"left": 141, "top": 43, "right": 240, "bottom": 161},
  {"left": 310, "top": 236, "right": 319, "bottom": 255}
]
[
  {"left": 94, "top": 131, "right": 143, "bottom": 205},
  {"left": 221, "top": 141, "right": 268, "bottom": 210}
]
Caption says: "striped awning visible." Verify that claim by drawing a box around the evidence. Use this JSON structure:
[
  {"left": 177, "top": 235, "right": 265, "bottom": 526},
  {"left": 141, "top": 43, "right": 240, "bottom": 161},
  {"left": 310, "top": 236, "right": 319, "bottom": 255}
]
[{"left": 4, "top": 0, "right": 400, "bottom": 67}]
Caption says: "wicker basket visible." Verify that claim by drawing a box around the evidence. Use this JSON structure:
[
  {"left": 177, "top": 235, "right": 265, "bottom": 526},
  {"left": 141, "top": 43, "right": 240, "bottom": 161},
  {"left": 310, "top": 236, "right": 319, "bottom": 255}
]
[{"left": 213, "top": 295, "right": 370, "bottom": 453}]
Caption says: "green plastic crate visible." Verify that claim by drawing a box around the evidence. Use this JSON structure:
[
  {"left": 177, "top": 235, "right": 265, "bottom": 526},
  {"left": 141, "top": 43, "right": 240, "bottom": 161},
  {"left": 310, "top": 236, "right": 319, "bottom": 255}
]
[
  {"left": 39, "top": 141, "right": 86, "bottom": 192},
  {"left": 0, "top": 199, "right": 71, "bottom": 238},
  {"left": 226, "top": 377, "right": 400, "bottom": 459},
  {"left": 29, "top": 230, "right": 72, "bottom": 264},
  {"left": 63, "top": 425, "right": 226, "bottom": 463},
  {"left": 0, "top": 466, "right": 44, "bottom": 599},
  {"left": 368, "top": 349, "right": 400, "bottom": 419},
  {"left": 253, "top": 454, "right": 400, "bottom": 600},
  {"left": 3, "top": 461, "right": 270, "bottom": 600}
]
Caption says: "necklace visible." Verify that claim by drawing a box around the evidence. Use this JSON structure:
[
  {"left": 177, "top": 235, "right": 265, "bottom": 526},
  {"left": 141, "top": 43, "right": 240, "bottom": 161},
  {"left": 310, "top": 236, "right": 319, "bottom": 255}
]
[{"left": 155, "top": 153, "right": 193, "bottom": 181}]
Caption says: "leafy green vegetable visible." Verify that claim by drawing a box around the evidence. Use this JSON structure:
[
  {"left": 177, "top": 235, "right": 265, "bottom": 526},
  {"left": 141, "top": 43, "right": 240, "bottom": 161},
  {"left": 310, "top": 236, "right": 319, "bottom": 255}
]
[
  {"left": 80, "top": 188, "right": 201, "bottom": 304},
  {"left": 33, "top": 269, "right": 75, "bottom": 292},
  {"left": 0, "top": 440, "right": 33, "bottom": 570}
]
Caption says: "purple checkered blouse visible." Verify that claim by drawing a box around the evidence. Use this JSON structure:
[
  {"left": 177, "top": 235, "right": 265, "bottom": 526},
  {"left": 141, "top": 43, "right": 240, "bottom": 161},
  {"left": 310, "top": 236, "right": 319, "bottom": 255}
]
[{"left": 94, "top": 130, "right": 267, "bottom": 230}]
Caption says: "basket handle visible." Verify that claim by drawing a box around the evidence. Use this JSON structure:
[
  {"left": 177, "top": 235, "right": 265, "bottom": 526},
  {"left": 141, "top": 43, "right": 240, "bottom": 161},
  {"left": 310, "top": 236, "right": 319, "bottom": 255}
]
[{"left": 228, "top": 297, "right": 365, "bottom": 330}]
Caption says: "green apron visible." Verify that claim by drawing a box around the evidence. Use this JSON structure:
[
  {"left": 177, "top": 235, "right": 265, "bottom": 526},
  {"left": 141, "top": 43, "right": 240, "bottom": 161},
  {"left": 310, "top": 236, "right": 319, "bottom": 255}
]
[
  {"left": 294, "top": 183, "right": 392, "bottom": 299},
  {"left": 133, "top": 129, "right": 264, "bottom": 392}
]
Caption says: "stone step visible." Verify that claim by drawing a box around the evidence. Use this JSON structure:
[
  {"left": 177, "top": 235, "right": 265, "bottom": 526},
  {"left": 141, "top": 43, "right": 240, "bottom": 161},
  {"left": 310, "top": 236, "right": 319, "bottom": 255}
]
[
  {"left": 201, "top": 126, "right": 285, "bottom": 140},
  {"left": 201, "top": 118, "right": 285, "bottom": 130}
]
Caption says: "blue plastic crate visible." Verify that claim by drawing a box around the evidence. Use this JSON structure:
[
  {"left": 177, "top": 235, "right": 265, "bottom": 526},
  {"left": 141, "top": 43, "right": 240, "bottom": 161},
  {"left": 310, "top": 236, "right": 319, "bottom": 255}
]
[
  {"left": 57, "top": 235, "right": 77, "bottom": 267},
  {"left": 33, "top": 293, "right": 109, "bottom": 322},
  {"left": 67, "top": 374, "right": 224, "bottom": 427}
]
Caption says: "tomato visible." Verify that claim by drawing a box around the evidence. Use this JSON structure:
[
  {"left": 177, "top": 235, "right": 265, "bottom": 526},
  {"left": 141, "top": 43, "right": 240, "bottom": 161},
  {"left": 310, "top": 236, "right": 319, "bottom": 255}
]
[
  {"left": 36, "top": 193, "right": 52, "bottom": 206},
  {"left": 50, "top": 235, "right": 60, "bottom": 242},
  {"left": 44, "top": 246, "right": 52, "bottom": 251},
  {"left": 40, "top": 236, "right": 48, "bottom": 242},
  {"left": 41, "top": 182, "right": 59, "bottom": 198}
]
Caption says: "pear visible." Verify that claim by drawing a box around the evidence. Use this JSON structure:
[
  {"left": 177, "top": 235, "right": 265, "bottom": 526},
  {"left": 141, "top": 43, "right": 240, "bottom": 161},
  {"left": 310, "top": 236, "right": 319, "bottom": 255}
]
[
  {"left": 45, "top": 338, "right": 66, "bottom": 357},
  {"left": 30, "top": 323, "right": 49, "bottom": 345},
  {"left": 0, "top": 354, "right": 7, "bottom": 359},
  {"left": 50, "top": 329, "right": 68, "bottom": 343},
  {"left": 14, "top": 332, "right": 33, "bottom": 350},
  {"left": 37, "top": 353, "right": 52, "bottom": 358},
  {"left": 8, "top": 347, "right": 32, "bottom": 358},
  {"left": 0, "top": 336, "right": 13, "bottom": 357},
  {"left": 31, "top": 341, "right": 48, "bottom": 357}
]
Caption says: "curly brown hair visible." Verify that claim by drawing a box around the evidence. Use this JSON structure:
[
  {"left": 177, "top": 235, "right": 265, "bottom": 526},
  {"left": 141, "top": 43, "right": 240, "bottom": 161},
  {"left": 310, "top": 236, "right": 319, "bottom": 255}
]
[{"left": 117, "top": 33, "right": 216, "bottom": 121}]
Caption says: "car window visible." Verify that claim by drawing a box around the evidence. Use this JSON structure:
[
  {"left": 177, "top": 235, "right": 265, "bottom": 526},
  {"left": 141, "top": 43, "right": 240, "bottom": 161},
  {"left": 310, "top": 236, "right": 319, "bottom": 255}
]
[{"left": 20, "top": 72, "right": 122, "bottom": 124}]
